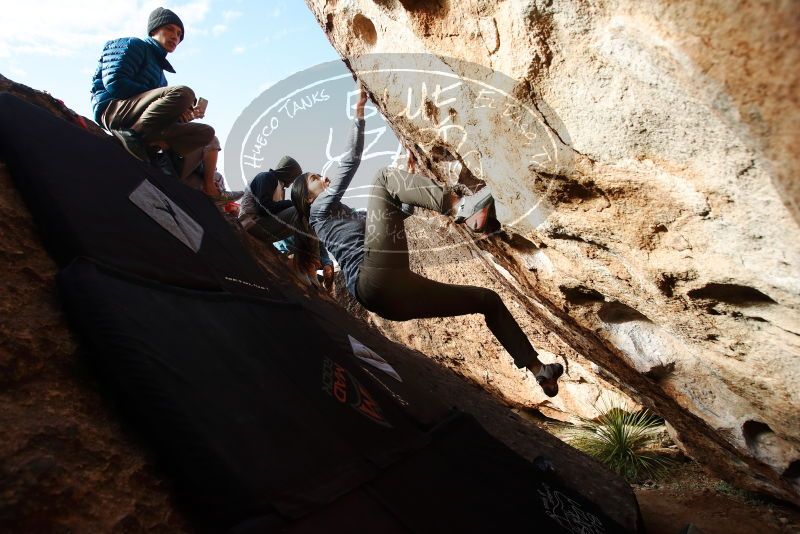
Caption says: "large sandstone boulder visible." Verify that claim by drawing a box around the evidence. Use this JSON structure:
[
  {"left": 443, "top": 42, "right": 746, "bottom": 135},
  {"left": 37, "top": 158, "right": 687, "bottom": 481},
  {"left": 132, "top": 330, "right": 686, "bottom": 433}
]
[{"left": 305, "top": 0, "right": 800, "bottom": 503}]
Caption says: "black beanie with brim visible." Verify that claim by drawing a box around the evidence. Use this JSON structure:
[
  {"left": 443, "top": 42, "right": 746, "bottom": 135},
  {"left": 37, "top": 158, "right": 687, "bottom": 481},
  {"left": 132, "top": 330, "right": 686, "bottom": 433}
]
[{"left": 147, "top": 7, "right": 185, "bottom": 41}]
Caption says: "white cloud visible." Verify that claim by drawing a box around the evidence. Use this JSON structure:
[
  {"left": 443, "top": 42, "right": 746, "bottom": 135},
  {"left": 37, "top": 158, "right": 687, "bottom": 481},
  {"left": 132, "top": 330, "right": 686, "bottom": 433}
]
[
  {"left": 0, "top": 0, "right": 211, "bottom": 58},
  {"left": 262, "top": 26, "right": 306, "bottom": 45},
  {"left": 190, "top": 27, "right": 210, "bottom": 37},
  {"left": 223, "top": 10, "right": 242, "bottom": 22},
  {"left": 232, "top": 45, "right": 246, "bottom": 55},
  {"left": 210, "top": 9, "right": 242, "bottom": 37},
  {"left": 177, "top": 45, "right": 201, "bottom": 58},
  {"left": 272, "top": 28, "right": 290, "bottom": 40},
  {"left": 8, "top": 65, "right": 28, "bottom": 78}
]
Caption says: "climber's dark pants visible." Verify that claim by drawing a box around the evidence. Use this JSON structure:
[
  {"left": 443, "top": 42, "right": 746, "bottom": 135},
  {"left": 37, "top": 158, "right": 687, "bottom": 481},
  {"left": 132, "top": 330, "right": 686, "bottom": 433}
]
[
  {"left": 355, "top": 167, "right": 538, "bottom": 368},
  {"left": 101, "top": 85, "right": 215, "bottom": 179}
]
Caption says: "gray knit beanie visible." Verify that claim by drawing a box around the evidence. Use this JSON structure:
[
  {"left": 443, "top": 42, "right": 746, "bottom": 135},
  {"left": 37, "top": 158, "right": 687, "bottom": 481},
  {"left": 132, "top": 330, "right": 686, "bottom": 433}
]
[
  {"left": 147, "top": 7, "right": 185, "bottom": 41},
  {"left": 274, "top": 156, "right": 303, "bottom": 185}
]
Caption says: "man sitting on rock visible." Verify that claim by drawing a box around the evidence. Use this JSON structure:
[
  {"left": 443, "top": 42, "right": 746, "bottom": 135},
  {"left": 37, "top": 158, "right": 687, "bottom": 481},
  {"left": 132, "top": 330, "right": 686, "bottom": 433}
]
[{"left": 90, "top": 7, "right": 241, "bottom": 202}]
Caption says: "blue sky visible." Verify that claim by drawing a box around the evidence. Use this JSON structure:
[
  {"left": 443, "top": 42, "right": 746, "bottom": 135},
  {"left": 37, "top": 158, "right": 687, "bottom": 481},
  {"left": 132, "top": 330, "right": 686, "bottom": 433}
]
[{"left": 0, "top": 0, "right": 340, "bottom": 171}]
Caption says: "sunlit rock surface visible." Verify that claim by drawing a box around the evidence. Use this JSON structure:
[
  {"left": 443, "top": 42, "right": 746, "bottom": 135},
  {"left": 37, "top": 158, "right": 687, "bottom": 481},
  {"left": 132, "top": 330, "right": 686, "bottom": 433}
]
[{"left": 306, "top": 0, "right": 800, "bottom": 503}]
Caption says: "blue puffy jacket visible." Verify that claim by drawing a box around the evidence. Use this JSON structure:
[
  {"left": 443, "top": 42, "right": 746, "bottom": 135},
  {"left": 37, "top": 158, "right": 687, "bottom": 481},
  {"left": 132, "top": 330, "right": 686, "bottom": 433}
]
[{"left": 90, "top": 36, "right": 176, "bottom": 125}]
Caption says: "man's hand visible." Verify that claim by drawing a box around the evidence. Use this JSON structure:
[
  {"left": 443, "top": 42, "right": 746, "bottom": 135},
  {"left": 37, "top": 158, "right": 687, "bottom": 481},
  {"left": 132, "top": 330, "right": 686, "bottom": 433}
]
[
  {"left": 192, "top": 106, "right": 205, "bottom": 120},
  {"left": 179, "top": 109, "right": 195, "bottom": 122},
  {"left": 355, "top": 85, "right": 368, "bottom": 120}
]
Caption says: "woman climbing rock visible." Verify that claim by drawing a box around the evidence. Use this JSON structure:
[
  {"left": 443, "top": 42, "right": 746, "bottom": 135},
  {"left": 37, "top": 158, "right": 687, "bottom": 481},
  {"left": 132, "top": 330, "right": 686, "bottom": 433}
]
[{"left": 290, "top": 86, "right": 564, "bottom": 396}]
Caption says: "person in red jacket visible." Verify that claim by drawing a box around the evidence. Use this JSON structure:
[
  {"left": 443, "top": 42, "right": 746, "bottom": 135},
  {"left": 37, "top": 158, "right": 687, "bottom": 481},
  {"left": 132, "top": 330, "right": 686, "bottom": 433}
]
[{"left": 90, "top": 7, "right": 240, "bottom": 202}]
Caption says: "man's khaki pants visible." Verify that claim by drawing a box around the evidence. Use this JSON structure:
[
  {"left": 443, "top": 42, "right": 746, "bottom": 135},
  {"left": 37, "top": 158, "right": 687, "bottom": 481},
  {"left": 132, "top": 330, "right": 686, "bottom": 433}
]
[{"left": 102, "top": 85, "right": 215, "bottom": 179}]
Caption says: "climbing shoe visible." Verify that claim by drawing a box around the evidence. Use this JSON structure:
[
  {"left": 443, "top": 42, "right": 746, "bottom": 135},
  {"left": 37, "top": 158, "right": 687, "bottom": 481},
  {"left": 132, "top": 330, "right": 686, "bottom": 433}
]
[
  {"left": 535, "top": 362, "right": 564, "bottom": 398},
  {"left": 454, "top": 186, "right": 494, "bottom": 232},
  {"left": 110, "top": 129, "right": 149, "bottom": 162}
]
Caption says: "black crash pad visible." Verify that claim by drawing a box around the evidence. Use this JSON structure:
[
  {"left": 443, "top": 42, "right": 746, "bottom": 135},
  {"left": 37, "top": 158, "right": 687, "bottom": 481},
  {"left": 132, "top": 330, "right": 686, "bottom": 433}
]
[{"left": 59, "top": 259, "right": 627, "bottom": 533}]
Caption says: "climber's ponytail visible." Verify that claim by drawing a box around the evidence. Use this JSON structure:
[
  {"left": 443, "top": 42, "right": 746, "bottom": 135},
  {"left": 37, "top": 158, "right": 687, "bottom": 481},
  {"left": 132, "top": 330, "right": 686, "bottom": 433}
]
[{"left": 290, "top": 173, "right": 321, "bottom": 278}]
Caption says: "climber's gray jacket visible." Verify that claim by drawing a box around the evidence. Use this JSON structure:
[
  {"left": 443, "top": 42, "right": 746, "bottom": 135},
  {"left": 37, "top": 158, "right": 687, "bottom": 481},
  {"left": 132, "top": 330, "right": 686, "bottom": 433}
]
[{"left": 309, "top": 118, "right": 365, "bottom": 297}]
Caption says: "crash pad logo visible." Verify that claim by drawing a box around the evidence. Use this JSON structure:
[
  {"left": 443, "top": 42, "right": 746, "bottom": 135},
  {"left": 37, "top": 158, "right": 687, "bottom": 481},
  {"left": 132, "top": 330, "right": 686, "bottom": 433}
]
[
  {"left": 322, "top": 358, "right": 392, "bottom": 428},
  {"left": 129, "top": 179, "right": 204, "bottom": 252},
  {"left": 538, "top": 483, "right": 605, "bottom": 533}
]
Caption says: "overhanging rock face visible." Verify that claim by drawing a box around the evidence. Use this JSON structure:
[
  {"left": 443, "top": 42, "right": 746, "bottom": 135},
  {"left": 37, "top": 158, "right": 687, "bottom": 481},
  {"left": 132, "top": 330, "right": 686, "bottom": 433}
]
[{"left": 305, "top": 0, "right": 800, "bottom": 503}]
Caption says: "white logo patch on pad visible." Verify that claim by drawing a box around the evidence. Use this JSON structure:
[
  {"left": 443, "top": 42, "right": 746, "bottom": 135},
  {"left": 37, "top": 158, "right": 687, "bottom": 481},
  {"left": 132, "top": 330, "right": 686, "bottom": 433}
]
[
  {"left": 349, "top": 335, "right": 402, "bottom": 382},
  {"left": 129, "top": 180, "right": 204, "bottom": 253}
]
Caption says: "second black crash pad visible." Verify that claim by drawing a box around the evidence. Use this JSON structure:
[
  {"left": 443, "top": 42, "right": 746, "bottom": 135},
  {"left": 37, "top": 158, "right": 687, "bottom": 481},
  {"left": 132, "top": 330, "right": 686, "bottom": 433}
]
[{"left": 59, "top": 258, "right": 628, "bottom": 533}]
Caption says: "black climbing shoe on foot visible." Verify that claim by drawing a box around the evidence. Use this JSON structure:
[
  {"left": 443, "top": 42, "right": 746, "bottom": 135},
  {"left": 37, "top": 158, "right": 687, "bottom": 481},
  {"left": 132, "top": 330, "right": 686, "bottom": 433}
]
[
  {"left": 535, "top": 362, "right": 564, "bottom": 397},
  {"left": 110, "top": 129, "right": 149, "bottom": 162},
  {"left": 454, "top": 186, "right": 494, "bottom": 232}
]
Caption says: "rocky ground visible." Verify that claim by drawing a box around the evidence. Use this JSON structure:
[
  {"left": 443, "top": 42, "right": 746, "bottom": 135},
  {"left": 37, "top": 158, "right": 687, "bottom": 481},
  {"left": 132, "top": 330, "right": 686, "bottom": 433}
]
[
  {"left": 528, "top": 413, "right": 800, "bottom": 533},
  {"left": 635, "top": 462, "right": 800, "bottom": 534}
]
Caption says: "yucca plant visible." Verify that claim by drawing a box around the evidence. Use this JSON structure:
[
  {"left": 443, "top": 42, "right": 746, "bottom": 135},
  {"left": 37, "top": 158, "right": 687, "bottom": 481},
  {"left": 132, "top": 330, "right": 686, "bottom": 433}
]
[{"left": 564, "top": 405, "right": 672, "bottom": 482}]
